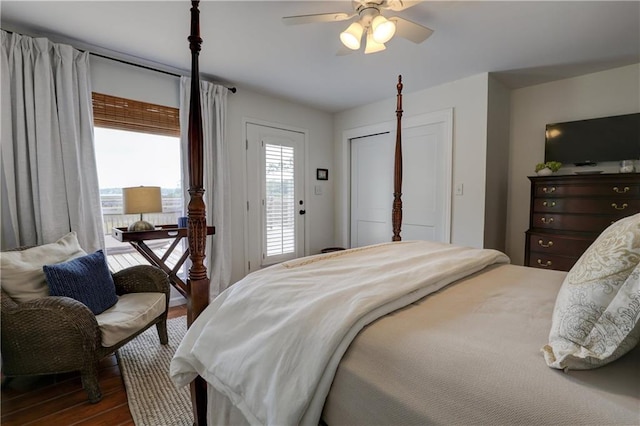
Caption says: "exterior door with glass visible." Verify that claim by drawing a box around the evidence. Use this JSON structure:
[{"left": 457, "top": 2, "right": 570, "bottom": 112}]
[{"left": 246, "top": 123, "right": 305, "bottom": 272}]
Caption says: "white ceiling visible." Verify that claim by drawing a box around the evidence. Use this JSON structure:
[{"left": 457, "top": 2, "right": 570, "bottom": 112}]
[{"left": 2, "top": 1, "right": 639, "bottom": 113}]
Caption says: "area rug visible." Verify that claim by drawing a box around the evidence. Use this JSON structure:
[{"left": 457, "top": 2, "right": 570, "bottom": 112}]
[{"left": 117, "top": 316, "right": 193, "bottom": 426}]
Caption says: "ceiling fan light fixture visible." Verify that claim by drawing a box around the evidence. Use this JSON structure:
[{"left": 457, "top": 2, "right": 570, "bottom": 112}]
[
  {"left": 371, "top": 15, "right": 396, "bottom": 44},
  {"left": 340, "top": 21, "right": 364, "bottom": 50},
  {"left": 364, "top": 30, "right": 386, "bottom": 54}
]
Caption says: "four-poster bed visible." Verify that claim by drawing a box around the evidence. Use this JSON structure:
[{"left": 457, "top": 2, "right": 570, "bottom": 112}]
[
  {"left": 177, "top": 2, "right": 639, "bottom": 425},
  {"left": 180, "top": 2, "right": 412, "bottom": 421}
]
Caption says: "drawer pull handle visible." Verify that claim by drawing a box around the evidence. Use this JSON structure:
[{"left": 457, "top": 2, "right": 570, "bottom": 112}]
[
  {"left": 542, "top": 201, "right": 556, "bottom": 207},
  {"left": 611, "top": 203, "right": 628, "bottom": 210},
  {"left": 542, "top": 187, "right": 556, "bottom": 193},
  {"left": 541, "top": 217, "right": 554, "bottom": 224},
  {"left": 537, "top": 259, "right": 553, "bottom": 267},
  {"left": 538, "top": 239, "right": 554, "bottom": 248},
  {"left": 613, "top": 186, "right": 630, "bottom": 193}
]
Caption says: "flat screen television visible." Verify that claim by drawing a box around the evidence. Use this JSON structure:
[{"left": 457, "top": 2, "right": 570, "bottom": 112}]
[{"left": 544, "top": 113, "right": 640, "bottom": 166}]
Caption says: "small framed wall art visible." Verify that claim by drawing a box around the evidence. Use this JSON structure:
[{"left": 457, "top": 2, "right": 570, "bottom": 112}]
[{"left": 316, "top": 168, "right": 328, "bottom": 181}]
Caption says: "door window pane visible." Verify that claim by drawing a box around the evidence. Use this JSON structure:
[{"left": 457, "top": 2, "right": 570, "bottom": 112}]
[{"left": 265, "top": 143, "right": 295, "bottom": 257}]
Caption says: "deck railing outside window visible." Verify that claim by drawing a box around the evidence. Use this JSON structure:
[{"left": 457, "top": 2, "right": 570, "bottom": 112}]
[
  {"left": 101, "top": 194, "right": 184, "bottom": 272},
  {"left": 100, "top": 194, "right": 182, "bottom": 235}
]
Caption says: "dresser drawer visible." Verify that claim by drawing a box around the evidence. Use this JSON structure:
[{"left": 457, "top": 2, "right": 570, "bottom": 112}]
[
  {"left": 531, "top": 213, "right": 626, "bottom": 233},
  {"left": 527, "top": 232, "right": 594, "bottom": 256},
  {"left": 527, "top": 252, "right": 579, "bottom": 272},
  {"left": 534, "top": 182, "right": 640, "bottom": 198},
  {"left": 534, "top": 181, "right": 640, "bottom": 198},
  {"left": 533, "top": 198, "right": 640, "bottom": 214}
]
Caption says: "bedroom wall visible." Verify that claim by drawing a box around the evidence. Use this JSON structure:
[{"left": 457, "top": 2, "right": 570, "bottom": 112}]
[
  {"left": 484, "top": 76, "right": 511, "bottom": 252},
  {"left": 90, "top": 57, "right": 334, "bottom": 286},
  {"left": 91, "top": 55, "right": 180, "bottom": 107},
  {"left": 333, "top": 73, "right": 491, "bottom": 249},
  {"left": 505, "top": 63, "right": 640, "bottom": 265}
]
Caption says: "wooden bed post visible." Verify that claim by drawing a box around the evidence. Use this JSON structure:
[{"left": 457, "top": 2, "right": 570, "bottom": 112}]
[
  {"left": 392, "top": 75, "right": 403, "bottom": 242},
  {"left": 186, "top": 0, "right": 209, "bottom": 327},
  {"left": 187, "top": 1, "right": 209, "bottom": 424}
]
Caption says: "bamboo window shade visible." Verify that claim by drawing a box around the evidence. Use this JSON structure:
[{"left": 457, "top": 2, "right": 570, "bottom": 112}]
[{"left": 92, "top": 92, "right": 180, "bottom": 137}]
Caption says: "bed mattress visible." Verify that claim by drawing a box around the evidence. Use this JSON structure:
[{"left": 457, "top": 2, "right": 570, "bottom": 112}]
[
  {"left": 206, "top": 263, "right": 640, "bottom": 425},
  {"left": 323, "top": 263, "right": 640, "bottom": 425}
]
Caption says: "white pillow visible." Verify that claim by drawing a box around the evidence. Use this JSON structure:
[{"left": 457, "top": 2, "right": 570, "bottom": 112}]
[
  {"left": 543, "top": 213, "right": 640, "bottom": 370},
  {"left": 0, "top": 232, "right": 87, "bottom": 302}
]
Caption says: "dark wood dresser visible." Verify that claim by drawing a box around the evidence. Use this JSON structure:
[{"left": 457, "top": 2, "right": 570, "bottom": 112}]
[{"left": 525, "top": 173, "right": 640, "bottom": 271}]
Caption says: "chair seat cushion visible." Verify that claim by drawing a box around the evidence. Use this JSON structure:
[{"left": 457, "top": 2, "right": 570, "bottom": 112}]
[
  {"left": 96, "top": 292, "right": 166, "bottom": 347},
  {"left": 0, "top": 232, "right": 86, "bottom": 302},
  {"left": 44, "top": 250, "right": 118, "bottom": 315}
]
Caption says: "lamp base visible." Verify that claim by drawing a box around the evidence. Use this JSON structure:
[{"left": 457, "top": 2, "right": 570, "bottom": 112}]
[{"left": 128, "top": 220, "right": 155, "bottom": 231}]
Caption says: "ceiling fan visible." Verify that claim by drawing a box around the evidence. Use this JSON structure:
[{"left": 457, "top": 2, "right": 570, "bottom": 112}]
[{"left": 282, "top": 0, "right": 434, "bottom": 54}]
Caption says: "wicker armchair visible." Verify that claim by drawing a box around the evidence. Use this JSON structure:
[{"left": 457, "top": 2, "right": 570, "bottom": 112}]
[{"left": 1, "top": 259, "right": 170, "bottom": 403}]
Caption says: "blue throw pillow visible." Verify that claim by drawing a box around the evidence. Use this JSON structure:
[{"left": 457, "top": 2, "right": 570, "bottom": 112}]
[{"left": 43, "top": 250, "right": 118, "bottom": 315}]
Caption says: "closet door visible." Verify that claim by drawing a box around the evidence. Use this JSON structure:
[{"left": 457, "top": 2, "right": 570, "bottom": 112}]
[
  {"left": 350, "top": 111, "right": 451, "bottom": 247},
  {"left": 350, "top": 133, "right": 394, "bottom": 247},
  {"left": 401, "top": 121, "right": 449, "bottom": 242}
]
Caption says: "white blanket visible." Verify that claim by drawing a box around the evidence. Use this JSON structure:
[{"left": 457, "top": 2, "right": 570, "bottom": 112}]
[{"left": 170, "top": 241, "right": 509, "bottom": 425}]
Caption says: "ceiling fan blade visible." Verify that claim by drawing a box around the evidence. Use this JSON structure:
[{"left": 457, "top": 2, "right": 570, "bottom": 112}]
[
  {"left": 282, "top": 12, "right": 353, "bottom": 25},
  {"left": 384, "top": 0, "right": 423, "bottom": 12},
  {"left": 390, "top": 16, "right": 434, "bottom": 43}
]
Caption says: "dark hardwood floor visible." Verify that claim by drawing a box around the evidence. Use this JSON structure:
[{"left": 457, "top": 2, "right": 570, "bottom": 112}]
[{"left": 1, "top": 304, "right": 187, "bottom": 425}]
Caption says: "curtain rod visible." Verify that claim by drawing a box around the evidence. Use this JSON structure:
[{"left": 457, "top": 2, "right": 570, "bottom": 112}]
[
  {"left": 90, "top": 51, "right": 237, "bottom": 93},
  {"left": 2, "top": 27, "right": 237, "bottom": 94}
]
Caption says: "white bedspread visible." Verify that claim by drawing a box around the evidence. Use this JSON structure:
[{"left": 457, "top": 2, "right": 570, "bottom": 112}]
[{"left": 170, "top": 240, "right": 509, "bottom": 425}]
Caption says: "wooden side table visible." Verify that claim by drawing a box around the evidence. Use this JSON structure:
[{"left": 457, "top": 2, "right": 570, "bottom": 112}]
[{"left": 112, "top": 224, "right": 215, "bottom": 297}]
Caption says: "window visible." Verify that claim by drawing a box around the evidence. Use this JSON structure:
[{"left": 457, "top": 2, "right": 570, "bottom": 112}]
[{"left": 92, "top": 93, "right": 183, "bottom": 271}]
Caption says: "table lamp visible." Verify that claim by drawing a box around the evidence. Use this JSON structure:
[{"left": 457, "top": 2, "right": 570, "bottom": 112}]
[{"left": 123, "top": 186, "right": 162, "bottom": 231}]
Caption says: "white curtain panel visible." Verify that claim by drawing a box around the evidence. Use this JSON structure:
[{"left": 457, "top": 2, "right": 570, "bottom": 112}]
[
  {"left": 0, "top": 30, "right": 104, "bottom": 252},
  {"left": 179, "top": 76, "right": 231, "bottom": 298}
]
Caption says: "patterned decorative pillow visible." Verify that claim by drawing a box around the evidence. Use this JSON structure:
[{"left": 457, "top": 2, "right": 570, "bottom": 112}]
[
  {"left": 543, "top": 213, "right": 640, "bottom": 370},
  {"left": 43, "top": 250, "right": 118, "bottom": 315},
  {"left": 0, "top": 232, "right": 87, "bottom": 302}
]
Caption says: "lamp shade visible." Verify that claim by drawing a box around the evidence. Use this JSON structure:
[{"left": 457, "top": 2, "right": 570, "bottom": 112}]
[
  {"left": 123, "top": 186, "right": 162, "bottom": 215},
  {"left": 371, "top": 15, "right": 396, "bottom": 44},
  {"left": 340, "top": 21, "right": 364, "bottom": 50},
  {"left": 364, "top": 30, "right": 386, "bottom": 54}
]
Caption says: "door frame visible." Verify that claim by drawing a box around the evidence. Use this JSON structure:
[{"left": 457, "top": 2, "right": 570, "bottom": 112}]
[
  {"left": 242, "top": 118, "right": 309, "bottom": 276},
  {"left": 338, "top": 108, "right": 453, "bottom": 248}
]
